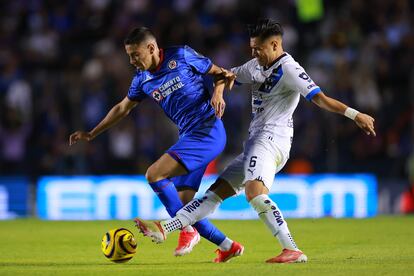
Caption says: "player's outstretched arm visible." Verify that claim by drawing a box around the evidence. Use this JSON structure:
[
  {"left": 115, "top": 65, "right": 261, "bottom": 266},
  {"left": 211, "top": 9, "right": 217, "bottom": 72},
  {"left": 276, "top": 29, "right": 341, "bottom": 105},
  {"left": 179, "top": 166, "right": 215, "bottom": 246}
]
[
  {"left": 311, "top": 92, "right": 376, "bottom": 136},
  {"left": 69, "top": 96, "right": 139, "bottom": 146}
]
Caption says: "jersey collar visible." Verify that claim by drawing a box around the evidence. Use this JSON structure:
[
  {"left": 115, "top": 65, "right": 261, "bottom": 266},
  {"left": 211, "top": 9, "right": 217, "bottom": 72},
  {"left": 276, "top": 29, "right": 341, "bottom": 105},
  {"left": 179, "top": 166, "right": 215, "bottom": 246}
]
[
  {"left": 263, "top": 52, "right": 287, "bottom": 71},
  {"left": 150, "top": 48, "right": 164, "bottom": 73}
]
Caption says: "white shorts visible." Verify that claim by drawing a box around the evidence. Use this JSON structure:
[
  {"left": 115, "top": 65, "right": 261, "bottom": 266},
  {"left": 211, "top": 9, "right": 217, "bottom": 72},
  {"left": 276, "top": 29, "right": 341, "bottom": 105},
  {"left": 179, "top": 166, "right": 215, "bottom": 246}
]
[{"left": 219, "top": 132, "right": 291, "bottom": 194}]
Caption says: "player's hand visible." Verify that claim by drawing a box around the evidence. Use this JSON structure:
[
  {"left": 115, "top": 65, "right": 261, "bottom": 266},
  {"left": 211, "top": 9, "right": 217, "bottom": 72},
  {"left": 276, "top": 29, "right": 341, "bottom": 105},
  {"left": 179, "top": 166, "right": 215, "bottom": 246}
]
[
  {"left": 354, "top": 113, "right": 376, "bottom": 136},
  {"left": 69, "top": 131, "right": 94, "bottom": 146},
  {"left": 221, "top": 69, "right": 236, "bottom": 90},
  {"left": 211, "top": 92, "right": 226, "bottom": 119}
]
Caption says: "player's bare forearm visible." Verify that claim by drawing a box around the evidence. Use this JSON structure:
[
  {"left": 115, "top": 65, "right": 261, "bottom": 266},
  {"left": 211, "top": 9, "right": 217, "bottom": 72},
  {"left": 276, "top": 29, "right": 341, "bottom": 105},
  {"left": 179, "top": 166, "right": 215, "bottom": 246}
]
[
  {"left": 89, "top": 108, "right": 125, "bottom": 138},
  {"left": 89, "top": 97, "right": 138, "bottom": 137},
  {"left": 311, "top": 92, "right": 376, "bottom": 136},
  {"left": 211, "top": 81, "right": 226, "bottom": 118},
  {"left": 69, "top": 97, "right": 138, "bottom": 146},
  {"left": 311, "top": 92, "right": 347, "bottom": 115},
  {"left": 213, "top": 79, "right": 225, "bottom": 96}
]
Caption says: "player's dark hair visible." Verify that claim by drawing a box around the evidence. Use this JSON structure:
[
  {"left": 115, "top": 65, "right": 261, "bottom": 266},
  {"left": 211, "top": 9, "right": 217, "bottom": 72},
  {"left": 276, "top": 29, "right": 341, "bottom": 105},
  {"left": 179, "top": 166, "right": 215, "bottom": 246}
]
[
  {"left": 247, "top": 19, "right": 283, "bottom": 40},
  {"left": 124, "top": 27, "right": 155, "bottom": 45}
]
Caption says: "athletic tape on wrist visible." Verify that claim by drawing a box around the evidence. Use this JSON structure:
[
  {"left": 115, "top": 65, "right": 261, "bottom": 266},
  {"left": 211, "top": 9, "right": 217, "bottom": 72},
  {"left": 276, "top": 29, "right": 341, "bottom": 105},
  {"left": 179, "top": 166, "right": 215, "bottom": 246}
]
[{"left": 344, "top": 107, "right": 359, "bottom": 120}]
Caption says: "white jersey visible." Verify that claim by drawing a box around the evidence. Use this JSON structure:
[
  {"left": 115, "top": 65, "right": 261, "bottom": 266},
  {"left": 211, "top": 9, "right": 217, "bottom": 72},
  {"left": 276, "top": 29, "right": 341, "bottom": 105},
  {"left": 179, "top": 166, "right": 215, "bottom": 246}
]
[
  {"left": 231, "top": 53, "right": 321, "bottom": 138},
  {"left": 220, "top": 53, "right": 321, "bottom": 191}
]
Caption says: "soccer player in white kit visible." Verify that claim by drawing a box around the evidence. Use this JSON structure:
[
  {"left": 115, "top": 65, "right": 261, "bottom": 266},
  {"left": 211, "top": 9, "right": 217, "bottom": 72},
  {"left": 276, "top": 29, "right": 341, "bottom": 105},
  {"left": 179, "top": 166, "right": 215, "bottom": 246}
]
[{"left": 135, "top": 19, "right": 376, "bottom": 263}]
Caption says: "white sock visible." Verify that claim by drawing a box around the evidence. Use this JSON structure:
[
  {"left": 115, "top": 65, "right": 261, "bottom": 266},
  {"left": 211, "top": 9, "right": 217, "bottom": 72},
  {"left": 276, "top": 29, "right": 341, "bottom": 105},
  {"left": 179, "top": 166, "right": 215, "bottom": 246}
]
[
  {"left": 183, "top": 225, "right": 195, "bottom": 232},
  {"left": 250, "top": 194, "right": 298, "bottom": 250},
  {"left": 218, "top": 237, "right": 233, "bottom": 251},
  {"left": 176, "top": 190, "right": 222, "bottom": 226},
  {"left": 161, "top": 217, "right": 183, "bottom": 233},
  {"left": 162, "top": 191, "right": 222, "bottom": 234}
]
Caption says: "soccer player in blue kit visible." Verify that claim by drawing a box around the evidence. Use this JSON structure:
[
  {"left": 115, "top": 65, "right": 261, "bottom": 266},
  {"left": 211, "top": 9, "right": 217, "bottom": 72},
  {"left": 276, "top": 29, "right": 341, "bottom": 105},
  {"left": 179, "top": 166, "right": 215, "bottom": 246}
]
[{"left": 69, "top": 27, "right": 243, "bottom": 262}]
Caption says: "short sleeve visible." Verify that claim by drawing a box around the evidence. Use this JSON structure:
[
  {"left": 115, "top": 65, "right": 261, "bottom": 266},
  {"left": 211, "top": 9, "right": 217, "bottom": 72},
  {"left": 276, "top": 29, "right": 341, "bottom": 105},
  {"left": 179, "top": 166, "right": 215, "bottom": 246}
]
[
  {"left": 231, "top": 59, "right": 256, "bottom": 84},
  {"left": 183, "top": 45, "right": 213, "bottom": 74},
  {"left": 127, "top": 75, "right": 147, "bottom": 102},
  {"left": 283, "top": 63, "right": 321, "bottom": 101}
]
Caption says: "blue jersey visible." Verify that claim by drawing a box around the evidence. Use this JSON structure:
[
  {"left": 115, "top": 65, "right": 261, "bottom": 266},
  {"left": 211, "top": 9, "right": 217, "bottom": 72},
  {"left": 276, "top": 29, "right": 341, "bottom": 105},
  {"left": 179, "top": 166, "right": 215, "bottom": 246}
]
[{"left": 127, "top": 46, "right": 215, "bottom": 135}]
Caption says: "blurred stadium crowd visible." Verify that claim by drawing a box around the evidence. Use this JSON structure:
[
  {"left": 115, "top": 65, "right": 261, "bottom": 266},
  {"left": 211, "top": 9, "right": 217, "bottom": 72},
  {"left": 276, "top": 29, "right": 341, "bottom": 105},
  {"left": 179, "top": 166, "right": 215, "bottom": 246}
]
[{"left": 0, "top": 0, "right": 412, "bottom": 179}]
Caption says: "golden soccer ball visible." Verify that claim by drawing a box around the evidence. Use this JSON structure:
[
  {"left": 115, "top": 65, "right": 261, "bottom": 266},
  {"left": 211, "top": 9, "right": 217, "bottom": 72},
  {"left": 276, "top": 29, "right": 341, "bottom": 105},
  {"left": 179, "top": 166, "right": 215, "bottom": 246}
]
[{"left": 101, "top": 228, "right": 137, "bottom": 263}]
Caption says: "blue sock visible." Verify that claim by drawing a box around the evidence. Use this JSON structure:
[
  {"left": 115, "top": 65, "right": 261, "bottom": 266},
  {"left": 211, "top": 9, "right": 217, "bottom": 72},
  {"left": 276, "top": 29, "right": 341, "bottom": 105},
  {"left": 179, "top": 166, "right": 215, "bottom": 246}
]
[
  {"left": 149, "top": 178, "right": 227, "bottom": 246},
  {"left": 149, "top": 179, "right": 182, "bottom": 217},
  {"left": 194, "top": 219, "right": 226, "bottom": 246}
]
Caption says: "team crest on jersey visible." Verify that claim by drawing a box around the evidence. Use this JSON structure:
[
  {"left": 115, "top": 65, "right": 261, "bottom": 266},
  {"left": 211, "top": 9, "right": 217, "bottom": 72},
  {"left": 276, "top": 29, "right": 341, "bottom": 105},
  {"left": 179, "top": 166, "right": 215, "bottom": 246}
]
[
  {"left": 168, "top": 60, "right": 177, "bottom": 69},
  {"left": 151, "top": 90, "right": 163, "bottom": 102}
]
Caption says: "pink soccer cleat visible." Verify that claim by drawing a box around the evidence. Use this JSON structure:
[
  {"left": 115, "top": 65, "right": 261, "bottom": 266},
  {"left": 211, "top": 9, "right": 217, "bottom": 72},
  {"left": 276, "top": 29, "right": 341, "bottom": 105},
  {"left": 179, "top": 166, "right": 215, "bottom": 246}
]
[
  {"left": 174, "top": 228, "right": 201, "bottom": 256},
  {"left": 265, "top": 248, "right": 308, "bottom": 263},
  {"left": 213, "top": 241, "right": 244, "bottom": 263},
  {"left": 134, "top": 218, "right": 166, "bottom": 243}
]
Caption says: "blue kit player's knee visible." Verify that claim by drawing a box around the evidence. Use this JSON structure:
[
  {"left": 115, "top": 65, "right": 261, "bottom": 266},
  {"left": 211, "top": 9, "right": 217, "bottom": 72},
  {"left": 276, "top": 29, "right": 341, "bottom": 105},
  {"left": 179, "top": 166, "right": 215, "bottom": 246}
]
[{"left": 171, "top": 166, "right": 206, "bottom": 191}]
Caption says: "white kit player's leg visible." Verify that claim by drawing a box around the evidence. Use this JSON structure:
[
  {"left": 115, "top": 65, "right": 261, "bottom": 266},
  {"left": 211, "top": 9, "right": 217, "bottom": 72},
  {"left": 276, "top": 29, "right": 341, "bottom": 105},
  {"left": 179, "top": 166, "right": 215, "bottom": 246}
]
[
  {"left": 241, "top": 135, "right": 307, "bottom": 263},
  {"left": 134, "top": 190, "right": 222, "bottom": 243},
  {"left": 135, "top": 189, "right": 238, "bottom": 257},
  {"left": 249, "top": 194, "right": 297, "bottom": 250},
  {"left": 162, "top": 190, "right": 223, "bottom": 233},
  {"left": 163, "top": 190, "right": 236, "bottom": 253}
]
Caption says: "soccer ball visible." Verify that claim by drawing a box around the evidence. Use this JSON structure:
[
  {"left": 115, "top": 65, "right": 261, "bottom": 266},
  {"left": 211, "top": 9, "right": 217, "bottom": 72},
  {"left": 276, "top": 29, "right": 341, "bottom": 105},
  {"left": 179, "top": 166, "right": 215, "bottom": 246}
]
[{"left": 101, "top": 228, "right": 137, "bottom": 263}]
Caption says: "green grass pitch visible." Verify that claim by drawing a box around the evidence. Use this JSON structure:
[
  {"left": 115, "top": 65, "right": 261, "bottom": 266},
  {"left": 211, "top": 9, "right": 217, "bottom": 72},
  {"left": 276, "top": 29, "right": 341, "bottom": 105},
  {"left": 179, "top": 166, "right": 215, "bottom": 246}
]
[{"left": 1, "top": 217, "right": 414, "bottom": 275}]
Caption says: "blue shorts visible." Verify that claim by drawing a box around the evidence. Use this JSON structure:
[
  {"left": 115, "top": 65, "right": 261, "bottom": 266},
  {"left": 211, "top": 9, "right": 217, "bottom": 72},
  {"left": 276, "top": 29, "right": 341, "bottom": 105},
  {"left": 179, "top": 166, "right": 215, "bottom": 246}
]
[
  {"left": 167, "top": 116, "right": 226, "bottom": 190},
  {"left": 170, "top": 167, "right": 206, "bottom": 191}
]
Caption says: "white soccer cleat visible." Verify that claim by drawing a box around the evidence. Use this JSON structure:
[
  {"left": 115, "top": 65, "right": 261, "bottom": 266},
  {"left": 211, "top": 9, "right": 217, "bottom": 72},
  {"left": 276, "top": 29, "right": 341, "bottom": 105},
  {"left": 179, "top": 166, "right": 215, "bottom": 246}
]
[
  {"left": 134, "top": 218, "right": 166, "bottom": 243},
  {"left": 174, "top": 228, "right": 201, "bottom": 256}
]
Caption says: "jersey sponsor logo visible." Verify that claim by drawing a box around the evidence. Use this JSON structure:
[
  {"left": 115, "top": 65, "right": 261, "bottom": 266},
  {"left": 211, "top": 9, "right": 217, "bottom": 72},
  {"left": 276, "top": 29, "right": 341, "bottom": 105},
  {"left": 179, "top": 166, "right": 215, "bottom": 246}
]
[
  {"left": 288, "top": 118, "right": 294, "bottom": 128},
  {"left": 168, "top": 60, "right": 177, "bottom": 69},
  {"left": 252, "top": 106, "right": 264, "bottom": 114},
  {"left": 151, "top": 90, "right": 164, "bottom": 102},
  {"left": 298, "top": 72, "right": 313, "bottom": 83},
  {"left": 253, "top": 99, "right": 263, "bottom": 105},
  {"left": 298, "top": 72, "right": 309, "bottom": 80},
  {"left": 158, "top": 76, "right": 185, "bottom": 98},
  {"left": 307, "top": 83, "right": 316, "bottom": 90}
]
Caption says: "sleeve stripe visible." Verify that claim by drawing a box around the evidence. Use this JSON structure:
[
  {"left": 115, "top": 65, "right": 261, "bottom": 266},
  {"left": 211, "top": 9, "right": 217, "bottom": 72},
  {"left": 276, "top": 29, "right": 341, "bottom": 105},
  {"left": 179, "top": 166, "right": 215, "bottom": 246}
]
[{"left": 306, "top": 87, "right": 321, "bottom": 101}]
